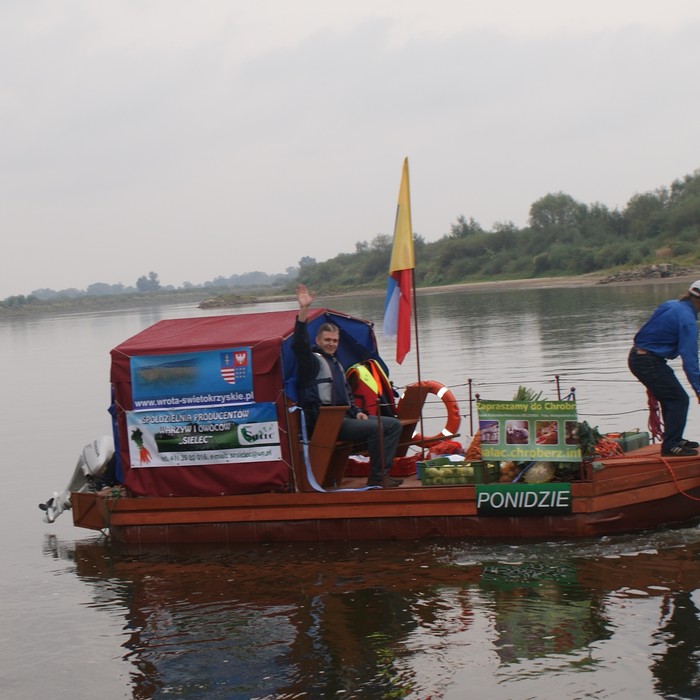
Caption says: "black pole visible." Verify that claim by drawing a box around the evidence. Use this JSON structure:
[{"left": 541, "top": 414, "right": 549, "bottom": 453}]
[
  {"left": 410, "top": 268, "right": 427, "bottom": 457},
  {"left": 468, "top": 378, "right": 473, "bottom": 436}
]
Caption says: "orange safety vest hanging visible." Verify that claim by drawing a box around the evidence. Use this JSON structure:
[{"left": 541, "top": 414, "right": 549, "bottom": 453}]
[{"left": 346, "top": 360, "right": 397, "bottom": 417}]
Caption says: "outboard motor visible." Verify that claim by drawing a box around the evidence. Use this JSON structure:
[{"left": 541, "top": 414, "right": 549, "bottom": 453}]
[{"left": 39, "top": 435, "right": 116, "bottom": 524}]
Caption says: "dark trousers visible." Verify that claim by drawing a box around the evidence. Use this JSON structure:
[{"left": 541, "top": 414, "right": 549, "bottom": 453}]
[
  {"left": 338, "top": 415, "right": 402, "bottom": 481},
  {"left": 628, "top": 349, "right": 689, "bottom": 452}
]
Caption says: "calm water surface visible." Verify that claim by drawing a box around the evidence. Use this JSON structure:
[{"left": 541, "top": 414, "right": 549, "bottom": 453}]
[{"left": 3, "top": 282, "right": 700, "bottom": 699}]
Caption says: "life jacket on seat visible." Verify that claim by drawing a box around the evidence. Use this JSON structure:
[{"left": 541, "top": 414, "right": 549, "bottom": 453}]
[{"left": 346, "top": 359, "right": 397, "bottom": 417}]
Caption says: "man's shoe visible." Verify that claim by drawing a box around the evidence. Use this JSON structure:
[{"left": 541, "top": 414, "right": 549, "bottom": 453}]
[
  {"left": 367, "top": 476, "right": 403, "bottom": 488},
  {"left": 661, "top": 445, "right": 699, "bottom": 457},
  {"left": 680, "top": 439, "right": 700, "bottom": 449}
]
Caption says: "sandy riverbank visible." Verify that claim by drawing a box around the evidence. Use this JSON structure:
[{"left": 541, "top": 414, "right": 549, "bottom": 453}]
[
  {"left": 319, "top": 271, "right": 700, "bottom": 301},
  {"left": 422, "top": 269, "right": 700, "bottom": 294}
]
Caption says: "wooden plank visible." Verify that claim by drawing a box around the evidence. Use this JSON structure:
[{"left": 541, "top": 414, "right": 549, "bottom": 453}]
[
  {"left": 108, "top": 497, "right": 477, "bottom": 527},
  {"left": 571, "top": 474, "right": 700, "bottom": 512},
  {"left": 71, "top": 492, "right": 108, "bottom": 530},
  {"left": 307, "top": 406, "right": 350, "bottom": 488},
  {"left": 101, "top": 481, "right": 469, "bottom": 511},
  {"left": 587, "top": 461, "right": 700, "bottom": 496},
  {"left": 286, "top": 405, "right": 349, "bottom": 491},
  {"left": 96, "top": 479, "right": 480, "bottom": 528}
]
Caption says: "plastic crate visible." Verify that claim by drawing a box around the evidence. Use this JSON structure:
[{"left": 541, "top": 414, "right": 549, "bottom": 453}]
[
  {"left": 390, "top": 455, "right": 419, "bottom": 476},
  {"left": 609, "top": 431, "right": 650, "bottom": 452},
  {"left": 416, "top": 457, "right": 453, "bottom": 479},
  {"left": 418, "top": 459, "right": 495, "bottom": 486},
  {"left": 346, "top": 454, "right": 419, "bottom": 477}
]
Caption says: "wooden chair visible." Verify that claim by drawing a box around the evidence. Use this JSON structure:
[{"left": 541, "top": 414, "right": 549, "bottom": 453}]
[
  {"left": 289, "top": 384, "right": 458, "bottom": 491},
  {"left": 394, "top": 382, "right": 432, "bottom": 457},
  {"left": 287, "top": 405, "right": 351, "bottom": 491}
]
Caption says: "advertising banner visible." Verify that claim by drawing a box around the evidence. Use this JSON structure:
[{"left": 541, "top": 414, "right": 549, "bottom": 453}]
[
  {"left": 476, "top": 399, "right": 581, "bottom": 462},
  {"left": 126, "top": 402, "right": 281, "bottom": 468},
  {"left": 130, "top": 348, "right": 254, "bottom": 410}
]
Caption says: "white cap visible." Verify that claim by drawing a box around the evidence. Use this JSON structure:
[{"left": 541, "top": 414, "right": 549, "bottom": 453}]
[{"left": 689, "top": 281, "right": 700, "bottom": 297}]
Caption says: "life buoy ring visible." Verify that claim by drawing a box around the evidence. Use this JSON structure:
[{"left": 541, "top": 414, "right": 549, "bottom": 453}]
[{"left": 398, "top": 380, "right": 461, "bottom": 443}]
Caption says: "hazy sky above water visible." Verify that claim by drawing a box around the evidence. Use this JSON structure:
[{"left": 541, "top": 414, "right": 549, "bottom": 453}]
[{"left": 2, "top": 1, "right": 699, "bottom": 298}]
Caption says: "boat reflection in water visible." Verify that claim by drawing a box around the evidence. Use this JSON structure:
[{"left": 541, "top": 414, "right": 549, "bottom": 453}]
[{"left": 44, "top": 529, "right": 700, "bottom": 699}]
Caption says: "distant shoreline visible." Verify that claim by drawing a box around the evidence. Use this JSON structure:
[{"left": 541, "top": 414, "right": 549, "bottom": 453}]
[
  {"left": 4, "top": 271, "right": 698, "bottom": 317},
  {"left": 315, "top": 271, "right": 700, "bottom": 302},
  {"left": 418, "top": 272, "right": 699, "bottom": 294}
]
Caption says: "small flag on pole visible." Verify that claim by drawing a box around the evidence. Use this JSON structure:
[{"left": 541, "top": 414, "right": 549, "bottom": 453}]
[{"left": 383, "top": 158, "right": 415, "bottom": 364}]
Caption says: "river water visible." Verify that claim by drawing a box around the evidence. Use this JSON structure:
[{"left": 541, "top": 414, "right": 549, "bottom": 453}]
[{"left": 3, "top": 281, "right": 700, "bottom": 699}]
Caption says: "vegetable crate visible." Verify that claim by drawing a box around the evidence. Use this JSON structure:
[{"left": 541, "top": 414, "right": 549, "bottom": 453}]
[{"left": 417, "top": 458, "right": 496, "bottom": 486}]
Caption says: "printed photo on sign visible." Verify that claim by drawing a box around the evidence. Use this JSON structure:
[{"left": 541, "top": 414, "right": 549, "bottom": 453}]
[
  {"left": 480, "top": 420, "right": 499, "bottom": 444},
  {"left": 126, "top": 402, "right": 281, "bottom": 468},
  {"left": 535, "top": 420, "right": 558, "bottom": 445},
  {"left": 130, "top": 347, "right": 254, "bottom": 410},
  {"left": 565, "top": 421, "right": 579, "bottom": 445},
  {"left": 505, "top": 420, "right": 529, "bottom": 445}
]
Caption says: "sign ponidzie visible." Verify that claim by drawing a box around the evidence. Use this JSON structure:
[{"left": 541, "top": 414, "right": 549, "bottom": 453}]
[
  {"left": 476, "top": 482, "right": 572, "bottom": 516},
  {"left": 476, "top": 399, "right": 582, "bottom": 463}
]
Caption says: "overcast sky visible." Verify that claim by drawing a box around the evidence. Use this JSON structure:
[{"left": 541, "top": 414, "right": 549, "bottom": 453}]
[{"left": 2, "top": 1, "right": 699, "bottom": 298}]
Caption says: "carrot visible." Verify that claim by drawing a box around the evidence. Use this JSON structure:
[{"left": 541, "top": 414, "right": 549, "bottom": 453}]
[{"left": 131, "top": 427, "right": 152, "bottom": 465}]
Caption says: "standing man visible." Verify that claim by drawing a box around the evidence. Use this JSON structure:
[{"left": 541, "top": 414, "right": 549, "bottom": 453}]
[
  {"left": 629, "top": 281, "right": 700, "bottom": 457},
  {"left": 293, "top": 284, "right": 403, "bottom": 487}
]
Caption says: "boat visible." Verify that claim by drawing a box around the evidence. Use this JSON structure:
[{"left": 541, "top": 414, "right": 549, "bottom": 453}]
[{"left": 40, "top": 306, "right": 700, "bottom": 544}]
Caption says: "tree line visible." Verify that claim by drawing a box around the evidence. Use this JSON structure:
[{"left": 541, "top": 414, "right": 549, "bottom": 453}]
[
  {"left": 1, "top": 268, "right": 297, "bottom": 310},
  {"left": 296, "top": 169, "right": 700, "bottom": 293},
  {"left": 4, "top": 168, "right": 699, "bottom": 310}
]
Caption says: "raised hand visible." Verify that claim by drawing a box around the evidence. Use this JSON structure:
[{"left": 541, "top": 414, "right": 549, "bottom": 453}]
[{"left": 296, "top": 284, "right": 314, "bottom": 321}]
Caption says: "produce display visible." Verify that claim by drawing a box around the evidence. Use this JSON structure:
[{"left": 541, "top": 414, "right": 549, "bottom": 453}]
[
  {"left": 498, "top": 461, "right": 519, "bottom": 482},
  {"left": 419, "top": 461, "right": 496, "bottom": 486},
  {"left": 522, "top": 461, "right": 556, "bottom": 483}
]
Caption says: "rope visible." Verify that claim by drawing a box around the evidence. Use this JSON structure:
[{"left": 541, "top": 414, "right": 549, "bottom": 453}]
[
  {"left": 594, "top": 439, "right": 625, "bottom": 459},
  {"left": 102, "top": 485, "right": 126, "bottom": 534},
  {"left": 646, "top": 389, "right": 663, "bottom": 442},
  {"left": 660, "top": 455, "right": 700, "bottom": 502}
]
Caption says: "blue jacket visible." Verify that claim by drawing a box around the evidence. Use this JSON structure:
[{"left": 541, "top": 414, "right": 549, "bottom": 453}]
[{"left": 634, "top": 298, "right": 700, "bottom": 394}]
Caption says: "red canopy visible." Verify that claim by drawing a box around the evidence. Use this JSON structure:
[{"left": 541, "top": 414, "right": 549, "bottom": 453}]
[{"left": 110, "top": 308, "right": 381, "bottom": 497}]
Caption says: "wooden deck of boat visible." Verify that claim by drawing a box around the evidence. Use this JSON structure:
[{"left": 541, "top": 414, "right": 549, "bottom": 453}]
[{"left": 71, "top": 443, "right": 700, "bottom": 543}]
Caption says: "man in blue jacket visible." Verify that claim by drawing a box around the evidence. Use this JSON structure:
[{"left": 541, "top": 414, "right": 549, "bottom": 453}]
[
  {"left": 293, "top": 284, "right": 403, "bottom": 487},
  {"left": 629, "top": 280, "right": 700, "bottom": 457}
]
